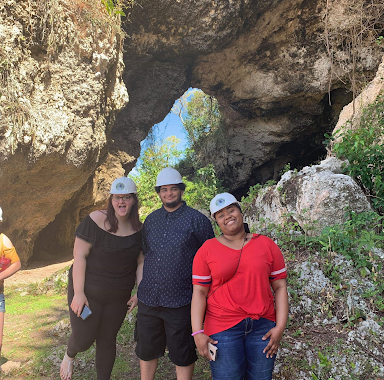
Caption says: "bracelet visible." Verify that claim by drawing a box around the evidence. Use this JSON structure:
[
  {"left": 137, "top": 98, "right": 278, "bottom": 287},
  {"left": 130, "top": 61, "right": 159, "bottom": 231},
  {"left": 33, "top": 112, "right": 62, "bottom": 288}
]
[{"left": 191, "top": 329, "right": 204, "bottom": 336}]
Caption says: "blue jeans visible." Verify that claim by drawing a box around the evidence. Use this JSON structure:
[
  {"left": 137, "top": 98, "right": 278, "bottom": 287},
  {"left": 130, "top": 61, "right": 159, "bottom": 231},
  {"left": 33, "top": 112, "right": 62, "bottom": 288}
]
[
  {"left": 209, "top": 318, "right": 276, "bottom": 380},
  {"left": 0, "top": 293, "right": 5, "bottom": 312}
]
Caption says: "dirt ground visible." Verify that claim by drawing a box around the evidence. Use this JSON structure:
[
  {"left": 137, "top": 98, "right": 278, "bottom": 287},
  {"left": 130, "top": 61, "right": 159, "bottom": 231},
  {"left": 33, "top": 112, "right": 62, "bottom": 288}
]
[{"left": 7, "top": 257, "right": 73, "bottom": 286}]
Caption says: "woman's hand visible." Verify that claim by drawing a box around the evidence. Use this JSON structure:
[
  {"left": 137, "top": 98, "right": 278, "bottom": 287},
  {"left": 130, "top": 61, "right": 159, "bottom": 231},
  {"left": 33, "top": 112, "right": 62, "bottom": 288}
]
[
  {"left": 127, "top": 294, "right": 138, "bottom": 313},
  {"left": 194, "top": 333, "right": 218, "bottom": 361},
  {"left": 70, "top": 292, "right": 89, "bottom": 317},
  {"left": 262, "top": 326, "right": 284, "bottom": 358}
]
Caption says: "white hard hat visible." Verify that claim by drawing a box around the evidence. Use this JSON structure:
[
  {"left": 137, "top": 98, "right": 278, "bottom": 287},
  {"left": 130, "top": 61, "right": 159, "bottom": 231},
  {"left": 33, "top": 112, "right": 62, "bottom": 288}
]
[
  {"left": 210, "top": 193, "right": 239, "bottom": 218},
  {"left": 156, "top": 167, "right": 184, "bottom": 187},
  {"left": 110, "top": 177, "right": 137, "bottom": 194},
  {"left": 0, "top": 207, "right": 2, "bottom": 222}
]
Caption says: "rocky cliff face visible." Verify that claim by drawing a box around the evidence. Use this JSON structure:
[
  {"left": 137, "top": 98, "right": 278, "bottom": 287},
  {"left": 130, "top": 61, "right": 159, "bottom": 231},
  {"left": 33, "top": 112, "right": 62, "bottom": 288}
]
[
  {"left": 0, "top": 0, "right": 383, "bottom": 263},
  {"left": 0, "top": 0, "right": 128, "bottom": 262},
  {"left": 120, "top": 0, "right": 384, "bottom": 195}
]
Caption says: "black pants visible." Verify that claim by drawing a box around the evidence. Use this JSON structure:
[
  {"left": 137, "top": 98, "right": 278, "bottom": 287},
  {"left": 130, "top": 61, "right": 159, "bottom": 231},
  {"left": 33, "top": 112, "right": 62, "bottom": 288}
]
[{"left": 66, "top": 271, "right": 132, "bottom": 380}]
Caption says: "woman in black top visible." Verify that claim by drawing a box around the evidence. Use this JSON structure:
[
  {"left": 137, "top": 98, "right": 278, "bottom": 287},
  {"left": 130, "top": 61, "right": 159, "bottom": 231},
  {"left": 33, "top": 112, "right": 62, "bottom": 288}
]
[{"left": 60, "top": 177, "right": 144, "bottom": 380}]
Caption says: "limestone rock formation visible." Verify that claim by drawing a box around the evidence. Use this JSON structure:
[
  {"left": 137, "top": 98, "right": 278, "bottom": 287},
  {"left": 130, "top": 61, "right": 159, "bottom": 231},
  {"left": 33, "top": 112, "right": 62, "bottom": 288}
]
[
  {"left": 0, "top": 0, "right": 383, "bottom": 263},
  {"left": 0, "top": 1, "right": 127, "bottom": 262},
  {"left": 332, "top": 55, "right": 384, "bottom": 140},
  {"left": 244, "top": 157, "right": 373, "bottom": 235},
  {"left": 120, "top": 0, "right": 384, "bottom": 193}
]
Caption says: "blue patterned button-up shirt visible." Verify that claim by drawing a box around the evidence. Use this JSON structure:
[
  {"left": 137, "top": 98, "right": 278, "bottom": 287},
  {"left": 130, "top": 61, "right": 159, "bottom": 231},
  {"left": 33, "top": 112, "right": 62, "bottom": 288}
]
[{"left": 138, "top": 201, "right": 215, "bottom": 308}]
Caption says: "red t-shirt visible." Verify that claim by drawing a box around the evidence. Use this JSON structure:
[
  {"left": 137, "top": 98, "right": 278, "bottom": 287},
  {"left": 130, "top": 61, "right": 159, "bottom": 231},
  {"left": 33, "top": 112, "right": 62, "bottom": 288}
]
[{"left": 192, "top": 234, "right": 287, "bottom": 336}]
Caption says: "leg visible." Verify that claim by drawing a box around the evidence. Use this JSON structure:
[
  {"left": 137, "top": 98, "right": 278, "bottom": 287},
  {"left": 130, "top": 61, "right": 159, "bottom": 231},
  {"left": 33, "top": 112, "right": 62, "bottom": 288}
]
[
  {"left": 0, "top": 293, "right": 5, "bottom": 358},
  {"left": 175, "top": 363, "right": 195, "bottom": 380},
  {"left": 209, "top": 320, "right": 247, "bottom": 380},
  {"left": 66, "top": 283, "right": 104, "bottom": 357},
  {"left": 163, "top": 304, "right": 197, "bottom": 379},
  {"left": 0, "top": 311, "right": 4, "bottom": 358},
  {"left": 135, "top": 301, "right": 166, "bottom": 377},
  {"left": 245, "top": 318, "right": 276, "bottom": 380},
  {"left": 61, "top": 277, "right": 103, "bottom": 380},
  {"left": 94, "top": 301, "right": 129, "bottom": 380},
  {"left": 140, "top": 358, "right": 158, "bottom": 380}
]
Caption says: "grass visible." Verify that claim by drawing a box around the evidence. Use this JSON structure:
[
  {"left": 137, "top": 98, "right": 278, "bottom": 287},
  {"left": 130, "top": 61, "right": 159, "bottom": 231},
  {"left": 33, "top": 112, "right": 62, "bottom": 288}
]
[{"left": 1, "top": 278, "right": 212, "bottom": 379}]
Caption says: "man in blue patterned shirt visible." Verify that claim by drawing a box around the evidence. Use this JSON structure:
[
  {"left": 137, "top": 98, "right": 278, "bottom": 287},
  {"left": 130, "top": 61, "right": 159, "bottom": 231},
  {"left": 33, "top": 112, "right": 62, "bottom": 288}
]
[{"left": 135, "top": 167, "right": 215, "bottom": 380}]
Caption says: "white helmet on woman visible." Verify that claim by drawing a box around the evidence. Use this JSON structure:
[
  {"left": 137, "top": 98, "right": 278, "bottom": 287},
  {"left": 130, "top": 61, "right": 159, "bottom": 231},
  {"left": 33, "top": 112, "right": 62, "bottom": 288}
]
[
  {"left": 210, "top": 193, "right": 239, "bottom": 218},
  {"left": 110, "top": 177, "right": 137, "bottom": 194},
  {"left": 156, "top": 167, "right": 184, "bottom": 187}
]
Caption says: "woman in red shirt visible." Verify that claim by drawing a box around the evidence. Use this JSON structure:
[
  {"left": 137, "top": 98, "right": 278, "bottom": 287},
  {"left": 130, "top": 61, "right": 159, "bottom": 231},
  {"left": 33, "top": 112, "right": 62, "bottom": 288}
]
[{"left": 191, "top": 193, "right": 288, "bottom": 380}]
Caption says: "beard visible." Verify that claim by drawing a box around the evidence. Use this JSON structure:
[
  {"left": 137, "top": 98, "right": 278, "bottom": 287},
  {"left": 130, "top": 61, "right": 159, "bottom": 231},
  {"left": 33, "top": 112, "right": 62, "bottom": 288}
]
[{"left": 163, "top": 193, "right": 182, "bottom": 209}]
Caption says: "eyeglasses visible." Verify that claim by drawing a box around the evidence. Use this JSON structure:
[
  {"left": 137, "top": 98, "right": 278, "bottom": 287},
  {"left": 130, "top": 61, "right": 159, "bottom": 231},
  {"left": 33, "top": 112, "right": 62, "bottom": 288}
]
[{"left": 112, "top": 195, "right": 132, "bottom": 202}]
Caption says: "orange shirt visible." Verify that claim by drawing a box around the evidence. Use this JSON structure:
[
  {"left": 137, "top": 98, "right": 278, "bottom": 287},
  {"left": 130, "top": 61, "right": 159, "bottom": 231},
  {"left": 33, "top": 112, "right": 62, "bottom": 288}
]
[{"left": 0, "top": 233, "right": 20, "bottom": 293}]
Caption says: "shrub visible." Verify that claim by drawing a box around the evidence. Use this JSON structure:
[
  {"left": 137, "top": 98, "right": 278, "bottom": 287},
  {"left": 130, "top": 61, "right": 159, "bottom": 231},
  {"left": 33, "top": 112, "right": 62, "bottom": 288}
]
[{"left": 331, "top": 95, "right": 384, "bottom": 213}]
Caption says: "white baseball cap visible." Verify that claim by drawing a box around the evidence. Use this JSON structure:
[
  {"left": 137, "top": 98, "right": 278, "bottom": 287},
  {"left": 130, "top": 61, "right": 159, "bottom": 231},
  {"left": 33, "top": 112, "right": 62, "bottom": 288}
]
[
  {"left": 210, "top": 193, "right": 239, "bottom": 218},
  {"left": 156, "top": 167, "right": 184, "bottom": 187},
  {"left": 110, "top": 177, "right": 137, "bottom": 194}
]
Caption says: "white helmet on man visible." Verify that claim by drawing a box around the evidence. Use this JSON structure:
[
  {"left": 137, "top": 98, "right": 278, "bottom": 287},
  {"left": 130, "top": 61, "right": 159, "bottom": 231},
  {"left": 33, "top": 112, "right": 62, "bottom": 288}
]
[
  {"left": 210, "top": 193, "right": 239, "bottom": 219},
  {"left": 110, "top": 177, "right": 137, "bottom": 194},
  {"left": 156, "top": 167, "right": 184, "bottom": 187},
  {"left": 0, "top": 207, "right": 2, "bottom": 222}
]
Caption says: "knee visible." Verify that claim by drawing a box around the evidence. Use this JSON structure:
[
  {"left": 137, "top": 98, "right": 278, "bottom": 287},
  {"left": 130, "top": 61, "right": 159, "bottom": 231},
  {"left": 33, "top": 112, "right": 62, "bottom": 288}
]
[{"left": 68, "top": 334, "right": 95, "bottom": 354}]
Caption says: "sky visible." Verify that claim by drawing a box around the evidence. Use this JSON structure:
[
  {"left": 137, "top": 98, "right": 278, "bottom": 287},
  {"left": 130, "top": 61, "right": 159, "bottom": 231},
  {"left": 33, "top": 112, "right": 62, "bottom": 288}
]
[
  {"left": 129, "top": 89, "right": 198, "bottom": 175},
  {"left": 128, "top": 102, "right": 188, "bottom": 176},
  {"left": 150, "top": 111, "right": 188, "bottom": 151}
]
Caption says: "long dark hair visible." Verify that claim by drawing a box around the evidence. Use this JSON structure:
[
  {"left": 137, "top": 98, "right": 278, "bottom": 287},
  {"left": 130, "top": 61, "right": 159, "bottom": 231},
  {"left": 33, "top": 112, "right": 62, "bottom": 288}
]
[{"left": 105, "top": 194, "right": 142, "bottom": 233}]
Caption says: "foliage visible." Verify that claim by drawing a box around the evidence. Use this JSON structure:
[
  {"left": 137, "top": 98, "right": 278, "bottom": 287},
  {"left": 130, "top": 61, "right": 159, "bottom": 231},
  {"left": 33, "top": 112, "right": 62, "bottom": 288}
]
[
  {"left": 310, "top": 351, "right": 334, "bottom": 380},
  {"left": 313, "top": 210, "right": 384, "bottom": 261},
  {"left": 172, "top": 89, "right": 226, "bottom": 173},
  {"left": 240, "top": 181, "right": 276, "bottom": 214},
  {"left": 331, "top": 95, "right": 384, "bottom": 213},
  {"left": 240, "top": 184, "right": 263, "bottom": 213},
  {"left": 101, "top": 0, "right": 128, "bottom": 17},
  {"left": 173, "top": 89, "right": 222, "bottom": 148},
  {"left": 183, "top": 164, "right": 226, "bottom": 212}
]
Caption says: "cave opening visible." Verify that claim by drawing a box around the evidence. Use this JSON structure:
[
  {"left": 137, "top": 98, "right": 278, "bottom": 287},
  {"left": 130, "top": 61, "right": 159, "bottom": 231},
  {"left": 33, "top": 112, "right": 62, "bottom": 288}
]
[{"left": 30, "top": 84, "right": 353, "bottom": 266}]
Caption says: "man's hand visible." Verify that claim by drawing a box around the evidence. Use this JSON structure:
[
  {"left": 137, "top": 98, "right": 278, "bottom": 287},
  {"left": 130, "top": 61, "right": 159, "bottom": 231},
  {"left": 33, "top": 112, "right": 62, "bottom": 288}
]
[{"left": 127, "top": 294, "right": 138, "bottom": 313}]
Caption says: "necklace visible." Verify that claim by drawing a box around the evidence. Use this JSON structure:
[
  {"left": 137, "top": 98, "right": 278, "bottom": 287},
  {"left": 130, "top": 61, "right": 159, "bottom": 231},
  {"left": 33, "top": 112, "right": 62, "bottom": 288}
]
[{"left": 221, "top": 231, "right": 248, "bottom": 244}]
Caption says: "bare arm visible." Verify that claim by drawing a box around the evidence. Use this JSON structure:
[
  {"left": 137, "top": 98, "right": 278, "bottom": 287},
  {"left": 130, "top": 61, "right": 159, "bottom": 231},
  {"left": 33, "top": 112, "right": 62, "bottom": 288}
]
[
  {"left": 70, "top": 237, "right": 92, "bottom": 317},
  {"left": 0, "top": 235, "right": 21, "bottom": 281},
  {"left": 262, "top": 278, "right": 289, "bottom": 358},
  {"left": 191, "top": 284, "right": 218, "bottom": 360},
  {"left": 128, "top": 251, "right": 144, "bottom": 313}
]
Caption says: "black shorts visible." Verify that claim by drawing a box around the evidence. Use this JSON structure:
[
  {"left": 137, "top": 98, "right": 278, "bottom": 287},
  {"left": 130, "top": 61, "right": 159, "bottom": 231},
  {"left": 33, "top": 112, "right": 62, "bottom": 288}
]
[{"left": 135, "top": 301, "right": 197, "bottom": 366}]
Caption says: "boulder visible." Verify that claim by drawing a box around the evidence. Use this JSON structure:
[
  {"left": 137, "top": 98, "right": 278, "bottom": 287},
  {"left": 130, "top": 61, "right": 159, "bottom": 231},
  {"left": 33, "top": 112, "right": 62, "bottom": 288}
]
[{"left": 245, "top": 157, "right": 373, "bottom": 235}]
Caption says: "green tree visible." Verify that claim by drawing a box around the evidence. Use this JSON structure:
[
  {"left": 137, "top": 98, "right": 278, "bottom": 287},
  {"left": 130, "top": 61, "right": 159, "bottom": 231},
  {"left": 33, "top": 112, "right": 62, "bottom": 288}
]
[
  {"left": 172, "top": 89, "right": 225, "bottom": 174},
  {"left": 183, "top": 164, "right": 226, "bottom": 212},
  {"left": 173, "top": 89, "right": 222, "bottom": 147}
]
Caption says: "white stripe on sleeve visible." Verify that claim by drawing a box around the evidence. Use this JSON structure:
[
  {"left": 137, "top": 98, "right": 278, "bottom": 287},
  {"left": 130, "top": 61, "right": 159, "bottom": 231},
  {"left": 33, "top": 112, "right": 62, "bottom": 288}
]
[
  {"left": 192, "top": 275, "right": 212, "bottom": 280},
  {"left": 271, "top": 267, "right": 286, "bottom": 275}
]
